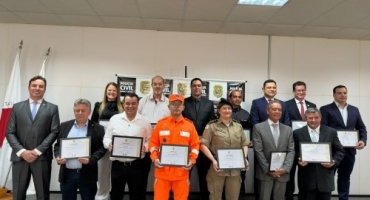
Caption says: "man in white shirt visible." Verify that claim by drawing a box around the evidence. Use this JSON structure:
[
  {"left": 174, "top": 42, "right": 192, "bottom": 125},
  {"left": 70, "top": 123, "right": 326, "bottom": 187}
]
[{"left": 103, "top": 93, "right": 152, "bottom": 200}]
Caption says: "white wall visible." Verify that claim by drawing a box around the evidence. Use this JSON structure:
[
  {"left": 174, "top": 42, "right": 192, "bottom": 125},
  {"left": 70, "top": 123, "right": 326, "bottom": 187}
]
[{"left": 0, "top": 23, "right": 369, "bottom": 195}]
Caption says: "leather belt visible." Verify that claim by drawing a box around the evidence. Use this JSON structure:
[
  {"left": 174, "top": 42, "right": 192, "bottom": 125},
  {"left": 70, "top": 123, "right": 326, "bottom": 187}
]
[{"left": 66, "top": 168, "right": 82, "bottom": 173}]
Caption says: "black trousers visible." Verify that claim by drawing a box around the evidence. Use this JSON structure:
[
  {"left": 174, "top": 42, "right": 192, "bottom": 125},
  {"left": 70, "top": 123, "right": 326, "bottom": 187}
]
[
  {"left": 194, "top": 151, "right": 211, "bottom": 200},
  {"left": 110, "top": 159, "right": 147, "bottom": 200},
  {"left": 285, "top": 159, "right": 297, "bottom": 200},
  {"left": 298, "top": 189, "right": 331, "bottom": 200}
]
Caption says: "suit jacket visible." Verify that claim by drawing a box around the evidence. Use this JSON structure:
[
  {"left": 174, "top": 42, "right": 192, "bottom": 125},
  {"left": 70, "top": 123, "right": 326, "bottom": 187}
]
[
  {"left": 54, "top": 119, "right": 105, "bottom": 184},
  {"left": 182, "top": 96, "right": 216, "bottom": 135},
  {"left": 320, "top": 102, "right": 367, "bottom": 155},
  {"left": 250, "top": 97, "right": 290, "bottom": 127},
  {"left": 252, "top": 120, "right": 295, "bottom": 182},
  {"left": 285, "top": 98, "right": 316, "bottom": 121},
  {"left": 293, "top": 125, "right": 345, "bottom": 192},
  {"left": 6, "top": 99, "right": 60, "bottom": 161}
]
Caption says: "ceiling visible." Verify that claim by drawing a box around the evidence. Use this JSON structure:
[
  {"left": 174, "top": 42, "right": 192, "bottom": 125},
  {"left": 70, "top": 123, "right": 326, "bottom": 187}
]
[{"left": 1, "top": 0, "right": 370, "bottom": 40}]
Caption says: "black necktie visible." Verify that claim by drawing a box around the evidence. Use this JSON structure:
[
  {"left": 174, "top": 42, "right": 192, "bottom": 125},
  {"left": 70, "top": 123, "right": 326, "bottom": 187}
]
[{"left": 195, "top": 100, "right": 200, "bottom": 114}]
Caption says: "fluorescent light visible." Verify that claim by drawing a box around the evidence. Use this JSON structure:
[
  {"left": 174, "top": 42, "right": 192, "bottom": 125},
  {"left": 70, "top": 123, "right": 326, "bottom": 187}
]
[{"left": 238, "top": 0, "right": 289, "bottom": 6}]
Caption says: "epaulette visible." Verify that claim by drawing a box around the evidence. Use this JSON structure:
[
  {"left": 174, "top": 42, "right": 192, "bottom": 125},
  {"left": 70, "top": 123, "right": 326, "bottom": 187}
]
[
  {"left": 183, "top": 117, "right": 194, "bottom": 124},
  {"left": 232, "top": 119, "right": 241, "bottom": 124},
  {"left": 208, "top": 119, "right": 218, "bottom": 124}
]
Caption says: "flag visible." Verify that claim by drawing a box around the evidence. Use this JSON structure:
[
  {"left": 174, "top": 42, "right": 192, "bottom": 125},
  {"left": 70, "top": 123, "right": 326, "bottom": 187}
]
[{"left": 0, "top": 46, "right": 21, "bottom": 189}]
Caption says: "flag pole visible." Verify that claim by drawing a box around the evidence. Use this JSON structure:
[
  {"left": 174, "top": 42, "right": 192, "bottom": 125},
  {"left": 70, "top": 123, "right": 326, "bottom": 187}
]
[{"left": 39, "top": 47, "right": 50, "bottom": 77}]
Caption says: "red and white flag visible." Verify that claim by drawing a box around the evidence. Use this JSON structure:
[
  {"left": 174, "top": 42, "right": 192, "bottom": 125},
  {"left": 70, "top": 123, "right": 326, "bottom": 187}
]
[{"left": 0, "top": 47, "right": 21, "bottom": 189}]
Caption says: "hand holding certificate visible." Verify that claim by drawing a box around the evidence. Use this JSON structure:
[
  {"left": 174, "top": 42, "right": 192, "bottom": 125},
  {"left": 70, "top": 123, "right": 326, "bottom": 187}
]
[
  {"left": 61, "top": 137, "right": 91, "bottom": 159},
  {"left": 300, "top": 142, "right": 332, "bottom": 163},
  {"left": 216, "top": 148, "right": 246, "bottom": 170},
  {"left": 111, "top": 136, "right": 143, "bottom": 158},
  {"left": 159, "top": 144, "right": 189, "bottom": 167}
]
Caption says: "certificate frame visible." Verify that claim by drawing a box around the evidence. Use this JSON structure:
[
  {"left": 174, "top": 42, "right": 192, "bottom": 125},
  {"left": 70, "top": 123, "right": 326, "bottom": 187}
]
[
  {"left": 216, "top": 148, "right": 246, "bottom": 170},
  {"left": 300, "top": 142, "right": 332, "bottom": 163},
  {"left": 111, "top": 135, "right": 143, "bottom": 158},
  {"left": 269, "top": 151, "right": 287, "bottom": 172},
  {"left": 60, "top": 137, "right": 91, "bottom": 159},
  {"left": 292, "top": 120, "right": 307, "bottom": 131},
  {"left": 337, "top": 130, "right": 359, "bottom": 148},
  {"left": 159, "top": 144, "right": 189, "bottom": 167}
]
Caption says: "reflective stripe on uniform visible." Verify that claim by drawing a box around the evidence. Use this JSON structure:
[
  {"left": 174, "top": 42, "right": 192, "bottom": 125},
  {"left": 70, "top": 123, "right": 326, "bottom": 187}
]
[
  {"left": 150, "top": 147, "right": 159, "bottom": 153},
  {"left": 191, "top": 149, "right": 199, "bottom": 155}
]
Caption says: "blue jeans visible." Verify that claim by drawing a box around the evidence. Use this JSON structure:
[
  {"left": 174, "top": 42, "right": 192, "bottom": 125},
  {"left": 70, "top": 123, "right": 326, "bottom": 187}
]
[{"left": 60, "top": 169, "right": 97, "bottom": 200}]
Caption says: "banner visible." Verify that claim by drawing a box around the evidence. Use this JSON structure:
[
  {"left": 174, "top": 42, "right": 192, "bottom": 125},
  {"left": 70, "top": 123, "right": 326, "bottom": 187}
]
[{"left": 116, "top": 74, "right": 246, "bottom": 104}]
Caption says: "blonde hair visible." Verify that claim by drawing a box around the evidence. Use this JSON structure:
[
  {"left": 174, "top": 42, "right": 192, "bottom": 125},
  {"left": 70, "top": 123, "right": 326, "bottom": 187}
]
[{"left": 99, "top": 82, "right": 124, "bottom": 115}]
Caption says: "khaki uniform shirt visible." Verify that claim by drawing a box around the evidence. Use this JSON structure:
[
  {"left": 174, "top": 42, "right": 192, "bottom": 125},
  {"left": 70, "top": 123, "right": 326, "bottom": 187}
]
[{"left": 201, "top": 118, "right": 248, "bottom": 176}]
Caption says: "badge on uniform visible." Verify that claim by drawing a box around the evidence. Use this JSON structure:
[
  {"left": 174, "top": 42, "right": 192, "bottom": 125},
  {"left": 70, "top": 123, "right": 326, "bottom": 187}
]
[{"left": 163, "top": 138, "right": 167, "bottom": 143}]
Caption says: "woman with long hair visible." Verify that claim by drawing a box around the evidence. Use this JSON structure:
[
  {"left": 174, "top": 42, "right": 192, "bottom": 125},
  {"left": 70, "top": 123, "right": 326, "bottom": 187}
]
[{"left": 92, "top": 82, "right": 123, "bottom": 200}]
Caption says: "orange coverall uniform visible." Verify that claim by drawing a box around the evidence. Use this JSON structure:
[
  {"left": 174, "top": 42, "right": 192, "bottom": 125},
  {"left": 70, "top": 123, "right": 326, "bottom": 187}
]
[{"left": 149, "top": 115, "right": 200, "bottom": 200}]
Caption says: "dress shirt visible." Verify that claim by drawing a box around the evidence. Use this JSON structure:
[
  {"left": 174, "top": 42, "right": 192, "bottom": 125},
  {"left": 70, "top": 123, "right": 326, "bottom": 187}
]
[
  {"left": 307, "top": 125, "right": 320, "bottom": 141},
  {"left": 138, "top": 94, "right": 170, "bottom": 123},
  {"left": 66, "top": 120, "right": 88, "bottom": 169},
  {"left": 295, "top": 98, "right": 307, "bottom": 115},
  {"left": 334, "top": 101, "right": 348, "bottom": 126},
  {"left": 265, "top": 97, "right": 275, "bottom": 103},
  {"left": 103, "top": 112, "right": 152, "bottom": 162}
]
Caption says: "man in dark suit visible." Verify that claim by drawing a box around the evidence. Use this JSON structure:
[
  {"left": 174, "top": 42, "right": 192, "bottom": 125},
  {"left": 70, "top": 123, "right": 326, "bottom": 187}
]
[
  {"left": 182, "top": 78, "right": 216, "bottom": 200},
  {"left": 54, "top": 99, "right": 105, "bottom": 200},
  {"left": 294, "top": 108, "right": 345, "bottom": 200},
  {"left": 285, "top": 81, "right": 316, "bottom": 200},
  {"left": 250, "top": 79, "right": 290, "bottom": 127},
  {"left": 253, "top": 100, "right": 295, "bottom": 200},
  {"left": 250, "top": 79, "right": 290, "bottom": 200},
  {"left": 320, "top": 85, "right": 367, "bottom": 200},
  {"left": 6, "top": 75, "right": 60, "bottom": 200}
]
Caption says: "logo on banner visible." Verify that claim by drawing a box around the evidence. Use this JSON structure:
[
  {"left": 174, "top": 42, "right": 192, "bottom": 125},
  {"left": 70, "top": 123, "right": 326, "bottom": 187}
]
[
  {"left": 177, "top": 83, "right": 187, "bottom": 96},
  {"left": 213, "top": 85, "right": 223, "bottom": 98},
  {"left": 140, "top": 81, "right": 151, "bottom": 95}
]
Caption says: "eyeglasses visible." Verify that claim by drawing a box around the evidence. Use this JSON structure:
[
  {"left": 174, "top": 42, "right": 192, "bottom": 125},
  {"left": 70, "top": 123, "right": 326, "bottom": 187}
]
[{"left": 170, "top": 103, "right": 183, "bottom": 107}]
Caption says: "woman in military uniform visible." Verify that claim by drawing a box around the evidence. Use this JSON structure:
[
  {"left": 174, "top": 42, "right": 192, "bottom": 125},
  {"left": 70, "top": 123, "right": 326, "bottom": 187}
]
[{"left": 200, "top": 98, "right": 249, "bottom": 200}]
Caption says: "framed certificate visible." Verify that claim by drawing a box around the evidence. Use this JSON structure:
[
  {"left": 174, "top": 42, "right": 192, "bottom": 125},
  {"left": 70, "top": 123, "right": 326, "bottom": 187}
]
[
  {"left": 243, "top": 129, "right": 251, "bottom": 145},
  {"left": 159, "top": 144, "right": 189, "bottom": 167},
  {"left": 337, "top": 130, "right": 359, "bottom": 148},
  {"left": 216, "top": 148, "right": 246, "bottom": 170},
  {"left": 292, "top": 120, "right": 307, "bottom": 131},
  {"left": 99, "top": 120, "right": 109, "bottom": 131},
  {"left": 269, "top": 151, "right": 287, "bottom": 172},
  {"left": 111, "top": 136, "right": 143, "bottom": 158},
  {"left": 300, "top": 142, "right": 332, "bottom": 163},
  {"left": 61, "top": 137, "right": 91, "bottom": 159}
]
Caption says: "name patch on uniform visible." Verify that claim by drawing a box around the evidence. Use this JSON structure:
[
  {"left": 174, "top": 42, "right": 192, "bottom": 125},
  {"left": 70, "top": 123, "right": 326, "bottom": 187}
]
[
  {"left": 180, "top": 131, "right": 190, "bottom": 137},
  {"left": 160, "top": 130, "right": 170, "bottom": 136}
]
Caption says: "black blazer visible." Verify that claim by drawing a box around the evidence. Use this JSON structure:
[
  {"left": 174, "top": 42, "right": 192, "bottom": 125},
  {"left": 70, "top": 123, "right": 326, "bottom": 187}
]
[
  {"left": 54, "top": 119, "right": 105, "bottom": 184},
  {"left": 182, "top": 96, "right": 216, "bottom": 135},
  {"left": 6, "top": 99, "right": 60, "bottom": 161},
  {"left": 285, "top": 98, "right": 316, "bottom": 121},
  {"left": 293, "top": 125, "right": 344, "bottom": 192},
  {"left": 320, "top": 102, "right": 367, "bottom": 155}
]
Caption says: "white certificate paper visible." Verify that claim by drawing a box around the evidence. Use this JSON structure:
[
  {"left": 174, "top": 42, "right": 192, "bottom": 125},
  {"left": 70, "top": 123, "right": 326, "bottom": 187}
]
[
  {"left": 269, "top": 152, "right": 287, "bottom": 171},
  {"left": 160, "top": 144, "right": 189, "bottom": 167},
  {"left": 243, "top": 129, "right": 251, "bottom": 145},
  {"left": 300, "top": 142, "right": 332, "bottom": 163},
  {"left": 292, "top": 121, "right": 307, "bottom": 131},
  {"left": 216, "top": 148, "right": 246, "bottom": 170},
  {"left": 111, "top": 136, "right": 143, "bottom": 158},
  {"left": 99, "top": 120, "right": 109, "bottom": 131},
  {"left": 61, "top": 137, "right": 91, "bottom": 159},
  {"left": 337, "top": 131, "right": 358, "bottom": 147}
]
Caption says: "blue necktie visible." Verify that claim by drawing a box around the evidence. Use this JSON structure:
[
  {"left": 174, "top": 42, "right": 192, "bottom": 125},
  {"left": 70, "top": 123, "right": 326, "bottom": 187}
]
[
  {"left": 310, "top": 130, "right": 317, "bottom": 142},
  {"left": 31, "top": 102, "right": 38, "bottom": 119}
]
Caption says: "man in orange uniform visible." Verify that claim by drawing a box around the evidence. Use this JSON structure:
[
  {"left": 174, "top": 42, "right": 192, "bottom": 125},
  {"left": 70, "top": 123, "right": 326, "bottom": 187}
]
[{"left": 149, "top": 94, "right": 200, "bottom": 200}]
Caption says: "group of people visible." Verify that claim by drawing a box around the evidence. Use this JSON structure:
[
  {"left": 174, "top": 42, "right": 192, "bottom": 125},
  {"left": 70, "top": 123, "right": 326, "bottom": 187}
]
[{"left": 5, "top": 75, "right": 367, "bottom": 200}]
